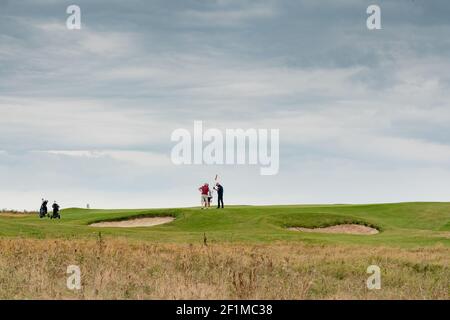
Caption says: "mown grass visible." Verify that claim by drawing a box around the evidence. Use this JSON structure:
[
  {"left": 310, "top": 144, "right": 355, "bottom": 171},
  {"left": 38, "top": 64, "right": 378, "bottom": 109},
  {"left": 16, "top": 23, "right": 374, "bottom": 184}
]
[
  {"left": 0, "top": 238, "right": 447, "bottom": 299},
  {"left": 0, "top": 202, "right": 449, "bottom": 246}
]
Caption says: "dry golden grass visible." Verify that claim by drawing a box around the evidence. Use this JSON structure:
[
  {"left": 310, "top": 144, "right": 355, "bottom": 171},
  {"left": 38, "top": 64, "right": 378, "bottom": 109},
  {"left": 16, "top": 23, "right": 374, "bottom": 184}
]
[
  {"left": 0, "top": 210, "right": 35, "bottom": 217},
  {"left": 0, "top": 237, "right": 448, "bottom": 299}
]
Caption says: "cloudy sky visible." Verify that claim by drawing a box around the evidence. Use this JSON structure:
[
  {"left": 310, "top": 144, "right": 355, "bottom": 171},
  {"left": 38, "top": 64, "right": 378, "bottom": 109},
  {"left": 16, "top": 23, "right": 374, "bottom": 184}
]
[{"left": 1, "top": 0, "right": 450, "bottom": 210}]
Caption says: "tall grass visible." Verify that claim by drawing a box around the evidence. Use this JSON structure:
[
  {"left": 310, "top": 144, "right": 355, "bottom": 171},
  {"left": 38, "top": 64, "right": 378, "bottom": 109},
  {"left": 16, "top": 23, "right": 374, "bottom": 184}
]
[
  {"left": 0, "top": 238, "right": 448, "bottom": 299},
  {"left": 0, "top": 209, "right": 36, "bottom": 215}
]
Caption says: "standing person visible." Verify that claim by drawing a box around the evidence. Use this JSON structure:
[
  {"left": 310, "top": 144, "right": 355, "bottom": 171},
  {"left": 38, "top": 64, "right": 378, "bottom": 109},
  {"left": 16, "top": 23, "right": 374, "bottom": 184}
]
[
  {"left": 198, "top": 183, "right": 210, "bottom": 209},
  {"left": 214, "top": 183, "right": 224, "bottom": 209},
  {"left": 51, "top": 201, "right": 60, "bottom": 219},
  {"left": 39, "top": 199, "right": 48, "bottom": 218},
  {"left": 207, "top": 187, "right": 213, "bottom": 208}
]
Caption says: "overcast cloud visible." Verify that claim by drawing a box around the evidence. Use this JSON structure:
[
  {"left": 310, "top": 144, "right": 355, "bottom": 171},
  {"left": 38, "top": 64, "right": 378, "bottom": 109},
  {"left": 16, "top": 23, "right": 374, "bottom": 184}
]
[{"left": 1, "top": 0, "right": 450, "bottom": 210}]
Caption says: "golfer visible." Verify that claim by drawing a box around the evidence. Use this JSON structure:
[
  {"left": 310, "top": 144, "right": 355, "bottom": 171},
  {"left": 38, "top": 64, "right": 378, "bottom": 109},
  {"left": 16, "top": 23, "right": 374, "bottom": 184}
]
[
  {"left": 214, "top": 183, "right": 224, "bottom": 209},
  {"left": 198, "top": 183, "right": 210, "bottom": 209},
  {"left": 207, "top": 187, "right": 213, "bottom": 207}
]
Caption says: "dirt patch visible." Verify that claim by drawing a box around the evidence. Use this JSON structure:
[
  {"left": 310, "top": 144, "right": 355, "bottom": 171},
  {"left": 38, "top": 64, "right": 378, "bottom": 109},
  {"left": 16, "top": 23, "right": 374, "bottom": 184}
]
[
  {"left": 435, "top": 232, "right": 450, "bottom": 239},
  {"left": 288, "top": 224, "right": 379, "bottom": 235},
  {"left": 90, "top": 217, "right": 175, "bottom": 228}
]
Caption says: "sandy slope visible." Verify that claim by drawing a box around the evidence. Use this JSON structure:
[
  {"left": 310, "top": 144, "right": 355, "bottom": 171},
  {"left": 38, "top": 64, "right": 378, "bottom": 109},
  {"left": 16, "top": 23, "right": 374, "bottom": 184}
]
[
  {"left": 288, "top": 224, "right": 379, "bottom": 235},
  {"left": 90, "top": 217, "right": 174, "bottom": 228}
]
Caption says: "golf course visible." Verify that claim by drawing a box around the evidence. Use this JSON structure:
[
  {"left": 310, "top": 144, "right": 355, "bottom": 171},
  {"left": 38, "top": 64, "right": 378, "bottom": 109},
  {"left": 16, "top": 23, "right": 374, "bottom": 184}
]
[
  {"left": 1, "top": 202, "right": 449, "bottom": 246},
  {"left": 0, "top": 202, "right": 449, "bottom": 299}
]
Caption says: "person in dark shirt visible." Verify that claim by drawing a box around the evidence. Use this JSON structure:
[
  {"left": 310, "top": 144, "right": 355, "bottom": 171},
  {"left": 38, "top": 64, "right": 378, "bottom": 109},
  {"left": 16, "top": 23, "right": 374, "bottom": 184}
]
[{"left": 214, "top": 183, "right": 224, "bottom": 209}]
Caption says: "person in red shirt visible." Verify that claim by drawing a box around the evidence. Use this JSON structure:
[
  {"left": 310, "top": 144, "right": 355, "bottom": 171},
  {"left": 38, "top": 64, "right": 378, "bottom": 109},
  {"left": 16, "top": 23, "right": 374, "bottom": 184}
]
[{"left": 198, "top": 183, "right": 210, "bottom": 209}]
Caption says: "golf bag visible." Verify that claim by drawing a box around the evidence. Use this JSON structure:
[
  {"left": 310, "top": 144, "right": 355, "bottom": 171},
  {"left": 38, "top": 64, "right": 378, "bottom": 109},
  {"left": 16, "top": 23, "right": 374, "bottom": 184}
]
[
  {"left": 51, "top": 203, "right": 60, "bottom": 219},
  {"left": 50, "top": 212, "right": 60, "bottom": 219},
  {"left": 39, "top": 201, "right": 48, "bottom": 218}
]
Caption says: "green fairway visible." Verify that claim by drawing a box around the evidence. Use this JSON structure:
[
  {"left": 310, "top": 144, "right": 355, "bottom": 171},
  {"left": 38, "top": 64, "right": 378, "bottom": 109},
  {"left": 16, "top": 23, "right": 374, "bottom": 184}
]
[{"left": 1, "top": 202, "right": 449, "bottom": 246}]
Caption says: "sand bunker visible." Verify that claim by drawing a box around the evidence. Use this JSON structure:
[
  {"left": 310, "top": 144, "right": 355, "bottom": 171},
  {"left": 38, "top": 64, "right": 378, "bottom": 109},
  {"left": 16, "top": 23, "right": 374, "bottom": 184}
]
[
  {"left": 90, "top": 217, "right": 174, "bottom": 228},
  {"left": 288, "top": 224, "right": 379, "bottom": 235}
]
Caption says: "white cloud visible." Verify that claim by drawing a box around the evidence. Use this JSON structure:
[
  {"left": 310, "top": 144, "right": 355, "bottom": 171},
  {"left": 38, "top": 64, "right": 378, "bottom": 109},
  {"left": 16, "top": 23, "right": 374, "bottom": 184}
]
[
  {"left": 45, "top": 150, "right": 171, "bottom": 167},
  {"left": 180, "top": 1, "right": 278, "bottom": 27},
  {"left": 1, "top": 0, "right": 450, "bottom": 209}
]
